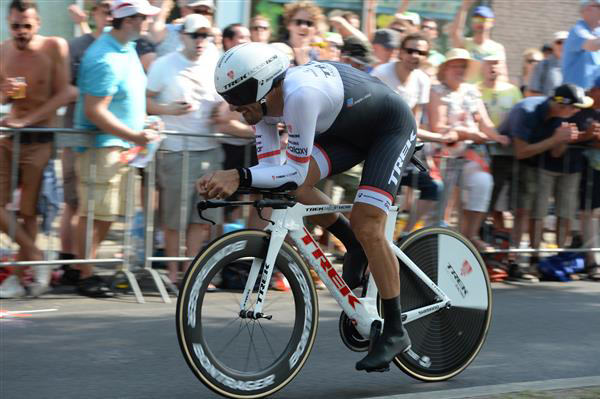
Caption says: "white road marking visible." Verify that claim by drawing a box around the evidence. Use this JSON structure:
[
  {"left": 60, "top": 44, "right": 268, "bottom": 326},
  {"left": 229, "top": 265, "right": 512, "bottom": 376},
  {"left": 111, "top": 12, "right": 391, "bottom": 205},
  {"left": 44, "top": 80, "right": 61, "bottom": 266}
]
[{"left": 360, "top": 376, "right": 600, "bottom": 399}]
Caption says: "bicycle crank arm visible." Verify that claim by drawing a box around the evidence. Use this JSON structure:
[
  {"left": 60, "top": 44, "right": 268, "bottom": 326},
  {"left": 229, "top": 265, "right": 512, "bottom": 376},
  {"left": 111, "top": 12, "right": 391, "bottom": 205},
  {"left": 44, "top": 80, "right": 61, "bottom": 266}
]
[{"left": 405, "top": 348, "right": 432, "bottom": 368}]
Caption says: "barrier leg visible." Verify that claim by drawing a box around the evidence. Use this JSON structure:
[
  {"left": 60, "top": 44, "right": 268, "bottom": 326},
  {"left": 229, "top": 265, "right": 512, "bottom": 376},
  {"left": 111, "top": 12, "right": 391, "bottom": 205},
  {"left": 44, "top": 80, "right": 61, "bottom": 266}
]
[{"left": 144, "top": 158, "right": 171, "bottom": 303}]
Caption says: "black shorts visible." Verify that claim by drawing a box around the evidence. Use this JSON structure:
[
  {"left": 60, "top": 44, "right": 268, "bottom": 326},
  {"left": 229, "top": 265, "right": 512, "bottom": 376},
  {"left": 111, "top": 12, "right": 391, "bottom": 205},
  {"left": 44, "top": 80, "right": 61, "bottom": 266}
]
[{"left": 311, "top": 62, "right": 417, "bottom": 212}]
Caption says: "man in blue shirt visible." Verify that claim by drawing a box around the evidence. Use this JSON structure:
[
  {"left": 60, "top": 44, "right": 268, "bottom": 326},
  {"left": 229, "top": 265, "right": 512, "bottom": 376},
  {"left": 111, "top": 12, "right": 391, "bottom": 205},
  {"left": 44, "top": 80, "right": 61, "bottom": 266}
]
[
  {"left": 562, "top": 0, "right": 600, "bottom": 89},
  {"left": 73, "top": 0, "right": 159, "bottom": 297},
  {"left": 499, "top": 84, "right": 591, "bottom": 281}
]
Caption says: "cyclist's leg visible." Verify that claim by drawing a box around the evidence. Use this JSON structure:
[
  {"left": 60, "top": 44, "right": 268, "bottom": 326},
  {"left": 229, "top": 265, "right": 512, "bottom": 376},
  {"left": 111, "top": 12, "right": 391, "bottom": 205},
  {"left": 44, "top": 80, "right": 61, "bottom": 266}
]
[
  {"left": 302, "top": 136, "right": 370, "bottom": 288},
  {"left": 352, "top": 101, "right": 418, "bottom": 372}
]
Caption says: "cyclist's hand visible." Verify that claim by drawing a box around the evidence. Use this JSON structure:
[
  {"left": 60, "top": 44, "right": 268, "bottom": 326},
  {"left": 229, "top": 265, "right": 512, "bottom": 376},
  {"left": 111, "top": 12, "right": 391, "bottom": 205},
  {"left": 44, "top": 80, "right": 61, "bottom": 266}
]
[{"left": 197, "top": 169, "right": 239, "bottom": 199}]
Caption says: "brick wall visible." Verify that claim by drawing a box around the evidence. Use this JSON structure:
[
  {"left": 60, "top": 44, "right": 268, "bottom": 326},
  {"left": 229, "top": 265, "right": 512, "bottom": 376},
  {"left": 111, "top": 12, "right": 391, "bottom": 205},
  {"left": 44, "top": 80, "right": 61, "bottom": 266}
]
[{"left": 490, "top": 0, "right": 580, "bottom": 84}]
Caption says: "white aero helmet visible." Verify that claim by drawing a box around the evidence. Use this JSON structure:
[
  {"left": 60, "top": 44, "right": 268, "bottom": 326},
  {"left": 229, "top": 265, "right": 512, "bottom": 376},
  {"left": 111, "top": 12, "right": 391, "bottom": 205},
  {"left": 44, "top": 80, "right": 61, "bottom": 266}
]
[{"left": 215, "top": 42, "right": 290, "bottom": 106}]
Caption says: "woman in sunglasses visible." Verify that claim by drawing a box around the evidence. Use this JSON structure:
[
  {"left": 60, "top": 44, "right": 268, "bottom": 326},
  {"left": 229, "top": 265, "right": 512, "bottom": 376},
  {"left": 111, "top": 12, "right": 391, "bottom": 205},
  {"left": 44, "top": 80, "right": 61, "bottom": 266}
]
[
  {"left": 428, "top": 48, "right": 509, "bottom": 252},
  {"left": 282, "top": 1, "right": 323, "bottom": 65}
]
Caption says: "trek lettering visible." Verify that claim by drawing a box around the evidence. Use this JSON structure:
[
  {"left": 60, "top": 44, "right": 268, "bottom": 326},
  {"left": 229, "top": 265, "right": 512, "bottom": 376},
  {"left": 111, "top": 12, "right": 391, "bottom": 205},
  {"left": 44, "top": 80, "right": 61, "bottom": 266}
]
[
  {"left": 301, "top": 229, "right": 360, "bottom": 309},
  {"left": 388, "top": 129, "right": 417, "bottom": 185}
]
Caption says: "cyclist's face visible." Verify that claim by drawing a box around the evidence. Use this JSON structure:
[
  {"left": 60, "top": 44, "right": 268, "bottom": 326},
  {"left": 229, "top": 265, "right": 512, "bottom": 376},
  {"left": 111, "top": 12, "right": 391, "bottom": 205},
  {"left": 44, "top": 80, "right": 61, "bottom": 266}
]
[{"left": 230, "top": 102, "right": 263, "bottom": 125}]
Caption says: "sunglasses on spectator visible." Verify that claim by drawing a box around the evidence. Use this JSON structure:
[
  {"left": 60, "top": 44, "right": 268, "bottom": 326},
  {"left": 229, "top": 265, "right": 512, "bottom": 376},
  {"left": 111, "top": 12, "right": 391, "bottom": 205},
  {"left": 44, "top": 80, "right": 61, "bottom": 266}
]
[
  {"left": 555, "top": 40, "right": 564, "bottom": 45},
  {"left": 293, "top": 19, "right": 314, "bottom": 27},
  {"left": 186, "top": 31, "right": 212, "bottom": 40},
  {"left": 250, "top": 25, "right": 269, "bottom": 31},
  {"left": 192, "top": 7, "right": 213, "bottom": 16},
  {"left": 472, "top": 17, "right": 494, "bottom": 24},
  {"left": 390, "top": 27, "right": 406, "bottom": 34},
  {"left": 10, "top": 23, "right": 33, "bottom": 30},
  {"left": 526, "top": 58, "right": 540, "bottom": 64},
  {"left": 403, "top": 48, "right": 429, "bottom": 56}
]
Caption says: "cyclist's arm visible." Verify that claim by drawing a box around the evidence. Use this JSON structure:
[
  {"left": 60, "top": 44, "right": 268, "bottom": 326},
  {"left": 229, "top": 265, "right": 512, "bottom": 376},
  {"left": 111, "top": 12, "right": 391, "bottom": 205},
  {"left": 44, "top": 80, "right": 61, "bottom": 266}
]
[
  {"left": 248, "top": 88, "right": 320, "bottom": 187},
  {"left": 255, "top": 120, "right": 283, "bottom": 166}
]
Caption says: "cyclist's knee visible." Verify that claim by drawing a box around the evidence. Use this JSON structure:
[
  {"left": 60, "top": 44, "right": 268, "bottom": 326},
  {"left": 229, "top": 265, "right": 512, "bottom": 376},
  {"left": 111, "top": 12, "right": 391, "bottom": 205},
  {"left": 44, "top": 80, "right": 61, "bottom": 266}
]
[{"left": 350, "top": 204, "right": 386, "bottom": 244}]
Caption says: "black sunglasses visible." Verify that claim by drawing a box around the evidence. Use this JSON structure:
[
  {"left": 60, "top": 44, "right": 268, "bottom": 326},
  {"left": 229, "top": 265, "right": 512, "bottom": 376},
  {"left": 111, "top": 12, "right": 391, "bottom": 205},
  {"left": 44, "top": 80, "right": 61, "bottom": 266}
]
[
  {"left": 293, "top": 18, "right": 314, "bottom": 27},
  {"left": 555, "top": 40, "right": 564, "bottom": 45},
  {"left": 404, "top": 48, "right": 429, "bottom": 57},
  {"left": 186, "top": 31, "right": 212, "bottom": 40},
  {"left": 10, "top": 23, "right": 33, "bottom": 30},
  {"left": 192, "top": 7, "right": 213, "bottom": 16}
]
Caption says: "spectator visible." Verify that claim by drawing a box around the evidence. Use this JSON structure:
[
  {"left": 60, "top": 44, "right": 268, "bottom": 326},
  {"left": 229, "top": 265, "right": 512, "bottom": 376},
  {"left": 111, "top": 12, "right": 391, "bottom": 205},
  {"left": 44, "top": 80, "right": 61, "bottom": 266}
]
[
  {"left": 146, "top": 14, "right": 221, "bottom": 284},
  {"left": 541, "top": 43, "right": 554, "bottom": 59},
  {"left": 222, "top": 23, "right": 250, "bottom": 51},
  {"left": 340, "top": 10, "right": 361, "bottom": 29},
  {"left": 476, "top": 54, "right": 522, "bottom": 232},
  {"left": 211, "top": 26, "right": 222, "bottom": 52},
  {"left": 283, "top": 0, "right": 323, "bottom": 65},
  {"left": 150, "top": 0, "right": 216, "bottom": 57},
  {"left": 450, "top": 0, "right": 506, "bottom": 83},
  {"left": 428, "top": 48, "right": 509, "bottom": 252},
  {"left": 519, "top": 48, "right": 543, "bottom": 94},
  {"left": 340, "top": 35, "right": 377, "bottom": 72},
  {"left": 73, "top": 0, "right": 160, "bottom": 297},
  {"left": 528, "top": 31, "right": 568, "bottom": 96},
  {"left": 390, "top": 11, "right": 420, "bottom": 35},
  {"left": 562, "top": 0, "right": 600, "bottom": 90},
  {"left": 530, "top": 84, "right": 591, "bottom": 268},
  {"left": 371, "top": 28, "right": 401, "bottom": 66},
  {"left": 570, "top": 76, "right": 600, "bottom": 280},
  {"left": 249, "top": 15, "right": 271, "bottom": 44},
  {"left": 58, "top": 0, "right": 114, "bottom": 280},
  {"left": 371, "top": 33, "right": 442, "bottom": 233},
  {"left": 135, "top": 16, "right": 157, "bottom": 72},
  {"left": 372, "top": 33, "right": 430, "bottom": 122},
  {"left": 0, "top": 0, "right": 75, "bottom": 297},
  {"left": 321, "top": 32, "right": 343, "bottom": 61},
  {"left": 501, "top": 84, "right": 586, "bottom": 280},
  {"left": 420, "top": 17, "right": 445, "bottom": 67}
]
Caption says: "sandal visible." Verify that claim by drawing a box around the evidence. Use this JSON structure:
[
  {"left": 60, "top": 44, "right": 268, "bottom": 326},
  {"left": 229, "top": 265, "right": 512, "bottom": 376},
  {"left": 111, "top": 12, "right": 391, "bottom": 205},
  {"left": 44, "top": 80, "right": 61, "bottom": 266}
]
[{"left": 78, "top": 276, "right": 116, "bottom": 298}]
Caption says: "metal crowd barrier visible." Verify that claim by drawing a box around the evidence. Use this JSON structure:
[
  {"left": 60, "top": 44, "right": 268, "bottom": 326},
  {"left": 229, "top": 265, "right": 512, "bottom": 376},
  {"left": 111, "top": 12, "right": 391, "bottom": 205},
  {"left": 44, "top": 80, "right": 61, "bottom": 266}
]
[
  {"left": 1, "top": 129, "right": 599, "bottom": 304},
  {"left": 426, "top": 142, "right": 600, "bottom": 258},
  {"left": 0, "top": 127, "right": 253, "bottom": 303}
]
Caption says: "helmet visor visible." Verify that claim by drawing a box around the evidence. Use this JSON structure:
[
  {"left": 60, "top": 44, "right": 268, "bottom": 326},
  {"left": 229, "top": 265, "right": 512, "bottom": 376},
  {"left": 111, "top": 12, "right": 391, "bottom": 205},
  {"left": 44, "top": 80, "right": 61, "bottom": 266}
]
[{"left": 219, "top": 77, "right": 259, "bottom": 106}]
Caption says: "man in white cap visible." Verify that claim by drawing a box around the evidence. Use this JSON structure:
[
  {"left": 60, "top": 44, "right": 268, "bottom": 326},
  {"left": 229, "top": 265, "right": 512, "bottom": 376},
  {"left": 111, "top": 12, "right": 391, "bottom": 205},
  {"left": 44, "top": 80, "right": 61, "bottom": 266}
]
[
  {"left": 150, "top": 0, "right": 216, "bottom": 57},
  {"left": 528, "top": 31, "right": 568, "bottom": 96},
  {"left": 562, "top": 0, "right": 600, "bottom": 89},
  {"left": 146, "top": 14, "right": 223, "bottom": 285},
  {"left": 72, "top": 0, "right": 160, "bottom": 297}
]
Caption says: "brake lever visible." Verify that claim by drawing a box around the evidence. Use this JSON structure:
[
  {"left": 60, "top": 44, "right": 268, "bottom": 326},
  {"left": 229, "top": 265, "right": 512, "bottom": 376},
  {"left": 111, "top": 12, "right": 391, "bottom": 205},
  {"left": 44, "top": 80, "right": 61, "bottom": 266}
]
[
  {"left": 256, "top": 206, "right": 274, "bottom": 226},
  {"left": 196, "top": 200, "right": 235, "bottom": 226}
]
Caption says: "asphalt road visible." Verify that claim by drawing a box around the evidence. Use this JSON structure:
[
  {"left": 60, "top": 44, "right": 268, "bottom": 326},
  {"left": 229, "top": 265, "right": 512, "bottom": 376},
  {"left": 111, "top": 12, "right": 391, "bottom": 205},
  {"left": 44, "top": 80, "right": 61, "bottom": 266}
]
[{"left": 1, "top": 280, "right": 599, "bottom": 399}]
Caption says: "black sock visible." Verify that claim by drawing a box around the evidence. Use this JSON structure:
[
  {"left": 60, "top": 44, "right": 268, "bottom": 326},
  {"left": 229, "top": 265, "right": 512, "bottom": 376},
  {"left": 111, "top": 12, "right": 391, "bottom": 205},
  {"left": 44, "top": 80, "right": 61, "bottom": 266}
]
[{"left": 326, "top": 215, "right": 361, "bottom": 251}]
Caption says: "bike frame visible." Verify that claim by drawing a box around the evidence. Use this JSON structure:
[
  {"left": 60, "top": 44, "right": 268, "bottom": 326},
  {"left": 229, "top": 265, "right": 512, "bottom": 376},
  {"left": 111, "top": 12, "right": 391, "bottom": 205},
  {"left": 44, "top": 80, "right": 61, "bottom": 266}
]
[{"left": 239, "top": 202, "right": 451, "bottom": 339}]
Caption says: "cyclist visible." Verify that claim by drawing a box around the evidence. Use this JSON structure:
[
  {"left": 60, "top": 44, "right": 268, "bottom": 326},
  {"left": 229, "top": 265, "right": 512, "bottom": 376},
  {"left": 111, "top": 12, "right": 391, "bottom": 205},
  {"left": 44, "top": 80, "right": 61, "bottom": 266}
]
[{"left": 197, "top": 42, "right": 417, "bottom": 372}]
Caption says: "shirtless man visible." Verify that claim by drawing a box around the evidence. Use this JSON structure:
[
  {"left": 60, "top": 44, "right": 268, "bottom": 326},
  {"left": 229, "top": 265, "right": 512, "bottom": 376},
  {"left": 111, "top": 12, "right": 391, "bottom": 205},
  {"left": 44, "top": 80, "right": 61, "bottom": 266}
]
[{"left": 0, "top": 0, "right": 75, "bottom": 294}]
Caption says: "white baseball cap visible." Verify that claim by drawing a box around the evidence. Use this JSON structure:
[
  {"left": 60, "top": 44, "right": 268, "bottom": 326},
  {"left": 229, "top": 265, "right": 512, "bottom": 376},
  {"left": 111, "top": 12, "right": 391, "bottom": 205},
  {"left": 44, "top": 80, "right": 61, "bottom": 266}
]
[
  {"left": 185, "top": 0, "right": 214, "bottom": 9},
  {"left": 111, "top": 0, "right": 160, "bottom": 19},
  {"left": 553, "top": 31, "right": 568, "bottom": 41},
  {"left": 182, "top": 14, "right": 211, "bottom": 33}
]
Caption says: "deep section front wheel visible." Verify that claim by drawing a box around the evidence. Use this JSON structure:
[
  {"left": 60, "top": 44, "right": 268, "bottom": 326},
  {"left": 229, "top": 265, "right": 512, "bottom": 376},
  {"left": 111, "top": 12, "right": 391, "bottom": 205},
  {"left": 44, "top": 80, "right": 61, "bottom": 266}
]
[
  {"left": 176, "top": 230, "right": 319, "bottom": 399},
  {"left": 394, "top": 227, "right": 492, "bottom": 381}
]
